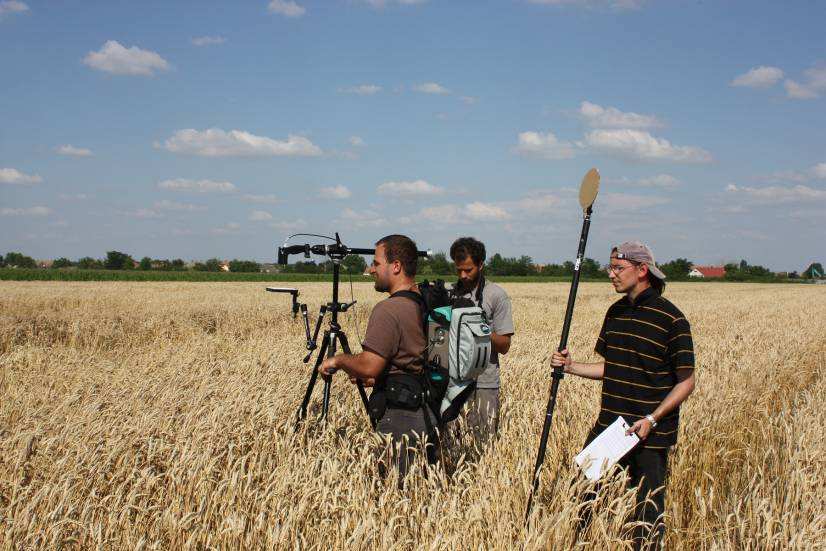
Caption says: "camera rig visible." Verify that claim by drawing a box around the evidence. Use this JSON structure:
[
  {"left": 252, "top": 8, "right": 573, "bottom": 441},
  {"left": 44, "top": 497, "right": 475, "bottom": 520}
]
[{"left": 270, "top": 232, "right": 431, "bottom": 428}]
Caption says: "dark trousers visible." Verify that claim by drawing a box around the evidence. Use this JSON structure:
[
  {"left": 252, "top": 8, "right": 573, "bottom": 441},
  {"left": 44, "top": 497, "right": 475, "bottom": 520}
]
[
  {"left": 578, "top": 446, "right": 669, "bottom": 550},
  {"left": 375, "top": 406, "right": 438, "bottom": 486}
]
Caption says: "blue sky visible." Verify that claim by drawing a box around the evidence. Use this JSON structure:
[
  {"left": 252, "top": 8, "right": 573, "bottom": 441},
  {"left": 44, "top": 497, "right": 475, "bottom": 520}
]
[{"left": 1, "top": 0, "right": 824, "bottom": 270}]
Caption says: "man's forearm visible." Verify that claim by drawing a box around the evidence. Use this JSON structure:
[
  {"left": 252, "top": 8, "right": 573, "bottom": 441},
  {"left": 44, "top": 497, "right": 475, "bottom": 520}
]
[
  {"left": 332, "top": 353, "right": 382, "bottom": 379},
  {"left": 491, "top": 333, "right": 511, "bottom": 355},
  {"left": 651, "top": 373, "right": 695, "bottom": 421},
  {"left": 566, "top": 361, "right": 604, "bottom": 380}
]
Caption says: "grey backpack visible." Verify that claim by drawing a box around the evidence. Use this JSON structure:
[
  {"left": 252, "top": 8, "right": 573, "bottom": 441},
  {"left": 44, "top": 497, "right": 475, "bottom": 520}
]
[{"left": 439, "top": 306, "right": 491, "bottom": 415}]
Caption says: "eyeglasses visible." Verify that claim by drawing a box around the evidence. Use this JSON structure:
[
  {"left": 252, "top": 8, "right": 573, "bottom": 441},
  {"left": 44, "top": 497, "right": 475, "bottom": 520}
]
[{"left": 606, "top": 264, "right": 634, "bottom": 275}]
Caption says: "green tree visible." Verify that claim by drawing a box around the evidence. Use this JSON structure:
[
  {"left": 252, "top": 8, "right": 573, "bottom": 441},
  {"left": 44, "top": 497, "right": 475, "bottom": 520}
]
[
  {"left": 2, "top": 252, "right": 36, "bottom": 268},
  {"left": 430, "top": 252, "right": 452, "bottom": 275},
  {"left": 660, "top": 258, "right": 693, "bottom": 279},
  {"left": 293, "top": 261, "right": 318, "bottom": 273},
  {"left": 580, "top": 257, "right": 602, "bottom": 278},
  {"left": 229, "top": 259, "right": 261, "bottom": 272},
  {"left": 342, "top": 254, "right": 367, "bottom": 275},
  {"left": 487, "top": 253, "right": 507, "bottom": 275},
  {"left": 139, "top": 257, "right": 152, "bottom": 270},
  {"left": 52, "top": 257, "right": 73, "bottom": 268},
  {"left": 171, "top": 259, "right": 186, "bottom": 271},
  {"left": 104, "top": 250, "right": 134, "bottom": 270},
  {"left": 77, "top": 256, "right": 103, "bottom": 269}
]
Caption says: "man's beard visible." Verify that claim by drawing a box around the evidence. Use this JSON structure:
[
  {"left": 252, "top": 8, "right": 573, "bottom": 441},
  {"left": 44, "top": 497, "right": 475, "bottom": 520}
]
[
  {"left": 458, "top": 273, "right": 480, "bottom": 293},
  {"left": 374, "top": 279, "right": 389, "bottom": 292}
]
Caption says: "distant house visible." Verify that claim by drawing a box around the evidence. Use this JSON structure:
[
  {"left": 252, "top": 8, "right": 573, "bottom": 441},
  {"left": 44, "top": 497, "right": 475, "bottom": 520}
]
[
  {"left": 688, "top": 265, "right": 726, "bottom": 278},
  {"left": 219, "top": 261, "right": 230, "bottom": 272}
]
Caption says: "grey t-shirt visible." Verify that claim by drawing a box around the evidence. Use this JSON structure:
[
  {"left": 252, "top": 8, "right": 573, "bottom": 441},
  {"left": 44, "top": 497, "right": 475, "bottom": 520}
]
[{"left": 454, "top": 280, "right": 514, "bottom": 389}]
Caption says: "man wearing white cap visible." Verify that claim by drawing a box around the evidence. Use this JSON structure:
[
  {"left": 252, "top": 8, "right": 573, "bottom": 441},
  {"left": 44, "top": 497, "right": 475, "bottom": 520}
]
[{"left": 552, "top": 241, "right": 696, "bottom": 549}]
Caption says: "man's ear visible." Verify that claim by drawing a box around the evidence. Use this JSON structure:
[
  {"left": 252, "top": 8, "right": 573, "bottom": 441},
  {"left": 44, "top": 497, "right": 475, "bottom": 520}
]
[
  {"left": 392, "top": 260, "right": 402, "bottom": 275},
  {"left": 638, "top": 263, "right": 650, "bottom": 280}
]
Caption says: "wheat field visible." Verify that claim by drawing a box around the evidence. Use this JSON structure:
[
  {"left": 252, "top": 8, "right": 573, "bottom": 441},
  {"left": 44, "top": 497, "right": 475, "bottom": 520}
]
[{"left": 0, "top": 281, "right": 824, "bottom": 549}]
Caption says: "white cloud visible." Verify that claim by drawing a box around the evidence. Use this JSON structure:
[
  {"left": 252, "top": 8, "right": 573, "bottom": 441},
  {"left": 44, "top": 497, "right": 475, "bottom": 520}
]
[
  {"left": 730, "top": 66, "right": 784, "bottom": 88},
  {"left": 59, "top": 193, "right": 91, "bottom": 201},
  {"left": 757, "top": 170, "right": 809, "bottom": 184},
  {"left": 157, "top": 178, "right": 237, "bottom": 193},
  {"left": 0, "top": 1, "right": 28, "bottom": 18},
  {"left": 0, "top": 167, "right": 42, "bottom": 185},
  {"left": 340, "top": 207, "right": 387, "bottom": 228},
  {"left": 360, "top": 0, "right": 429, "bottom": 7},
  {"left": 0, "top": 206, "right": 51, "bottom": 216},
  {"left": 784, "top": 65, "right": 826, "bottom": 100},
  {"left": 191, "top": 36, "right": 226, "bottom": 46},
  {"left": 466, "top": 202, "right": 510, "bottom": 221},
  {"left": 83, "top": 40, "right": 170, "bottom": 76},
  {"left": 349, "top": 136, "right": 365, "bottom": 147},
  {"left": 120, "top": 208, "right": 162, "bottom": 219},
  {"left": 507, "top": 191, "right": 561, "bottom": 214},
  {"left": 339, "top": 84, "right": 382, "bottom": 95},
  {"left": 585, "top": 129, "right": 712, "bottom": 163},
  {"left": 56, "top": 144, "right": 93, "bottom": 157},
  {"left": 249, "top": 210, "right": 273, "bottom": 221},
  {"left": 784, "top": 79, "right": 818, "bottom": 100},
  {"left": 154, "top": 199, "right": 207, "bottom": 212},
  {"left": 602, "top": 192, "right": 670, "bottom": 212},
  {"left": 268, "top": 0, "right": 305, "bottom": 17},
  {"left": 514, "top": 131, "right": 576, "bottom": 160},
  {"left": 210, "top": 222, "right": 241, "bottom": 235},
  {"left": 420, "top": 202, "right": 510, "bottom": 223},
  {"left": 269, "top": 219, "right": 307, "bottom": 231},
  {"left": 420, "top": 204, "right": 460, "bottom": 221},
  {"left": 377, "top": 179, "right": 445, "bottom": 197},
  {"left": 608, "top": 174, "right": 681, "bottom": 189},
  {"left": 241, "top": 194, "right": 280, "bottom": 204},
  {"left": 460, "top": 96, "right": 478, "bottom": 104},
  {"left": 319, "top": 184, "right": 352, "bottom": 199},
  {"left": 757, "top": 163, "right": 826, "bottom": 183},
  {"left": 160, "top": 128, "right": 322, "bottom": 157},
  {"left": 725, "top": 183, "right": 826, "bottom": 203},
  {"left": 637, "top": 174, "right": 680, "bottom": 188},
  {"left": 413, "top": 82, "right": 451, "bottom": 95},
  {"left": 579, "top": 101, "right": 663, "bottom": 129},
  {"left": 526, "top": 0, "right": 645, "bottom": 10}
]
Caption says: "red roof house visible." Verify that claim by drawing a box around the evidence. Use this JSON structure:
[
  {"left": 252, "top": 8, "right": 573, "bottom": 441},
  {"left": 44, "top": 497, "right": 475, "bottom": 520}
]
[{"left": 688, "top": 265, "right": 726, "bottom": 278}]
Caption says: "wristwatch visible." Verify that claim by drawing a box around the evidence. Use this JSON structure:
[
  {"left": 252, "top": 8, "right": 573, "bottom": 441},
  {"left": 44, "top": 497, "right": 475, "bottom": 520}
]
[{"left": 645, "top": 414, "right": 658, "bottom": 428}]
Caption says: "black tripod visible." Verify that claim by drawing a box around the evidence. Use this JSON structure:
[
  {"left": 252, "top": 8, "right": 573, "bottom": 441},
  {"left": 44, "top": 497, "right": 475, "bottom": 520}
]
[
  {"left": 295, "top": 257, "right": 369, "bottom": 427},
  {"left": 275, "top": 232, "right": 430, "bottom": 429}
]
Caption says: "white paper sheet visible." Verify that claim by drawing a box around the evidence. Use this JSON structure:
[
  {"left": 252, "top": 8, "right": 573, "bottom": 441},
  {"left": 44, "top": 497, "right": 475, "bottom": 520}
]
[{"left": 575, "top": 416, "right": 640, "bottom": 481}]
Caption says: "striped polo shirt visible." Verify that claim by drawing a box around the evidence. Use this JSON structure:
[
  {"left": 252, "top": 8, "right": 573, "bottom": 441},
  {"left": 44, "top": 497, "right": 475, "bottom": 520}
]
[{"left": 591, "top": 286, "right": 695, "bottom": 448}]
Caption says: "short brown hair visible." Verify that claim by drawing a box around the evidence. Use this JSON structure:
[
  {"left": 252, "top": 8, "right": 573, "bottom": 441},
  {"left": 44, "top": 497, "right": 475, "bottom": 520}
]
[
  {"left": 376, "top": 234, "right": 418, "bottom": 277},
  {"left": 450, "top": 237, "right": 486, "bottom": 265}
]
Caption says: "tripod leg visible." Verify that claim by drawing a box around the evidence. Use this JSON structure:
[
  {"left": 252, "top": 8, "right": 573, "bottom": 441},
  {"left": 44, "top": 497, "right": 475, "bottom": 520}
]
[
  {"left": 296, "top": 330, "right": 330, "bottom": 429},
  {"left": 337, "top": 332, "right": 369, "bottom": 412},
  {"left": 320, "top": 330, "right": 337, "bottom": 422}
]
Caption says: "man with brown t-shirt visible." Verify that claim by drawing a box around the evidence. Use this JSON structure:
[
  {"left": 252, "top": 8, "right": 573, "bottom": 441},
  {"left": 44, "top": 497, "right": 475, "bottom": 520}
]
[{"left": 319, "top": 234, "right": 437, "bottom": 480}]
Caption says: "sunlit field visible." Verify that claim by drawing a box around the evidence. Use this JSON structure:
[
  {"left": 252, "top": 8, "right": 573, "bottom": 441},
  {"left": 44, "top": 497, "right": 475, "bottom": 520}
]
[{"left": 1, "top": 281, "right": 824, "bottom": 549}]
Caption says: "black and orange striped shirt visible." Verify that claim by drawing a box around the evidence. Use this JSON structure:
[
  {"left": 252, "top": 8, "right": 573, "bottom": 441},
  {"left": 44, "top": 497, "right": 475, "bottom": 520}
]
[{"left": 591, "top": 287, "right": 694, "bottom": 448}]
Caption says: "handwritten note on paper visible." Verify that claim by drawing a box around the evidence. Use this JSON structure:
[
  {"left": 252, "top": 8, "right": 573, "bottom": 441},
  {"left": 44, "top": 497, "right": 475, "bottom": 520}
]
[{"left": 574, "top": 416, "right": 640, "bottom": 481}]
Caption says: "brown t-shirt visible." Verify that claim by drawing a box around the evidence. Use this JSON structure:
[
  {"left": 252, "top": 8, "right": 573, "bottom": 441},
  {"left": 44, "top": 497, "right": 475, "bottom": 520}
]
[{"left": 361, "top": 294, "right": 425, "bottom": 375}]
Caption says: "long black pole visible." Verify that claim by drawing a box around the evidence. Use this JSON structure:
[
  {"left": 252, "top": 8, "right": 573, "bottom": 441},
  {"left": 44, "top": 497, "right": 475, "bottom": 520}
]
[{"left": 525, "top": 205, "right": 593, "bottom": 522}]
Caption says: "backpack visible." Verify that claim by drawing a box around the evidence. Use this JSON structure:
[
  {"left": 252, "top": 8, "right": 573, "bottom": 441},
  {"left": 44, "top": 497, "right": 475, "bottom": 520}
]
[{"left": 395, "top": 279, "right": 492, "bottom": 424}]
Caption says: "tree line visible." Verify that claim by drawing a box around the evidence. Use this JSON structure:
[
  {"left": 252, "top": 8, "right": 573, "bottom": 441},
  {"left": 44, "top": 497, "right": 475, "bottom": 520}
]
[{"left": 1, "top": 250, "right": 822, "bottom": 280}]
